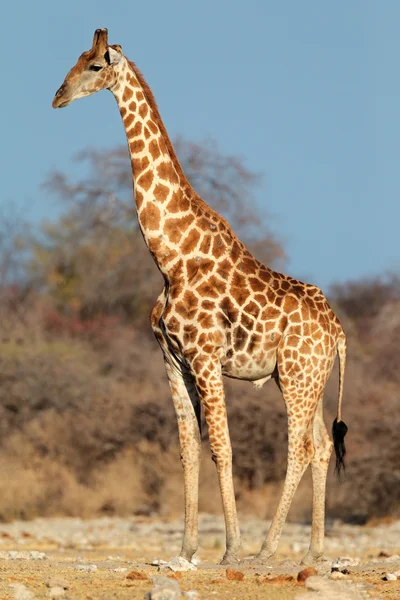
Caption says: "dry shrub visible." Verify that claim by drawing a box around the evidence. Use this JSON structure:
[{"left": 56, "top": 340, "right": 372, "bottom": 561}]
[
  {"left": 226, "top": 382, "right": 287, "bottom": 488},
  {"left": 89, "top": 444, "right": 165, "bottom": 516},
  {"left": 0, "top": 272, "right": 399, "bottom": 523},
  {"left": 0, "top": 448, "right": 97, "bottom": 521},
  {"left": 321, "top": 277, "right": 400, "bottom": 522}
]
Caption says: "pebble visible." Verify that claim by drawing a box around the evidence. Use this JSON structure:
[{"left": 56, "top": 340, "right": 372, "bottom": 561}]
[
  {"left": 297, "top": 567, "right": 318, "bottom": 582},
  {"left": 383, "top": 572, "right": 397, "bottom": 581},
  {"left": 330, "top": 571, "right": 348, "bottom": 580},
  {"left": 111, "top": 567, "right": 128, "bottom": 572},
  {"left": 384, "top": 554, "right": 400, "bottom": 562},
  {"left": 295, "top": 575, "right": 364, "bottom": 600},
  {"left": 9, "top": 584, "right": 36, "bottom": 600},
  {"left": 47, "top": 587, "right": 65, "bottom": 598},
  {"left": 29, "top": 551, "right": 48, "bottom": 560},
  {"left": 46, "top": 578, "right": 69, "bottom": 590},
  {"left": 0, "top": 550, "right": 48, "bottom": 560},
  {"left": 74, "top": 564, "right": 97, "bottom": 572},
  {"left": 146, "top": 575, "right": 180, "bottom": 600},
  {"left": 226, "top": 568, "right": 244, "bottom": 581},
  {"left": 151, "top": 558, "right": 168, "bottom": 566},
  {"left": 183, "top": 592, "right": 198, "bottom": 600},
  {"left": 163, "top": 556, "right": 196, "bottom": 572},
  {"left": 332, "top": 556, "right": 360, "bottom": 570}
]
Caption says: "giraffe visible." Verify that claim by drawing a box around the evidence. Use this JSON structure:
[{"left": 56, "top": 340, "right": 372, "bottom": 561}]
[{"left": 52, "top": 28, "right": 348, "bottom": 566}]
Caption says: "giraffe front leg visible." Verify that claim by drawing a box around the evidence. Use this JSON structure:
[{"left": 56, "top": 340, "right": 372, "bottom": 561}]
[
  {"left": 164, "top": 359, "right": 201, "bottom": 562},
  {"left": 189, "top": 355, "right": 241, "bottom": 564},
  {"left": 150, "top": 294, "right": 201, "bottom": 561}
]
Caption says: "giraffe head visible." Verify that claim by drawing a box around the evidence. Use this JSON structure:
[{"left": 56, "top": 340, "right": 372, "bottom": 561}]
[{"left": 52, "top": 28, "right": 123, "bottom": 108}]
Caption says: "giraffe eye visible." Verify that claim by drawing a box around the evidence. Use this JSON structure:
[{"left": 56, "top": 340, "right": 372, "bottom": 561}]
[{"left": 89, "top": 65, "right": 103, "bottom": 72}]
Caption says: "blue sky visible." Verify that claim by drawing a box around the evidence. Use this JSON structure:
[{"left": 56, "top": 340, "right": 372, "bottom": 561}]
[{"left": 1, "top": 1, "right": 398, "bottom": 290}]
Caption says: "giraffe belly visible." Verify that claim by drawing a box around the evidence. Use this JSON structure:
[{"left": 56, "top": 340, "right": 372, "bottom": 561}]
[{"left": 221, "top": 348, "right": 277, "bottom": 382}]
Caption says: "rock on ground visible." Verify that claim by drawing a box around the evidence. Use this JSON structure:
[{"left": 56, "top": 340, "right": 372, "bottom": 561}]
[
  {"left": 74, "top": 564, "right": 97, "bottom": 572},
  {"left": 163, "top": 556, "right": 196, "bottom": 572},
  {"left": 45, "top": 578, "right": 69, "bottom": 590},
  {"left": 145, "top": 575, "right": 181, "bottom": 600},
  {"left": 47, "top": 587, "right": 65, "bottom": 598},
  {"left": 295, "top": 575, "right": 365, "bottom": 600},
  {"left": 182, "top": 592, "right": 198, "bottom": 600},
  {"left": 9, "top": 584, "right": 36, "bottom": 600}
]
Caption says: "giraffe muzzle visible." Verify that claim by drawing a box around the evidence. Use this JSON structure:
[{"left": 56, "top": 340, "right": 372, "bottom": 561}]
[{"left": 52, "top": 84, "right": 71, "bottom": 109}]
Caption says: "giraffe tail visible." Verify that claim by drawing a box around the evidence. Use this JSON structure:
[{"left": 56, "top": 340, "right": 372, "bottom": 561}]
[{"left": 332, "top": 333, "right": 348, "bottom": 476}]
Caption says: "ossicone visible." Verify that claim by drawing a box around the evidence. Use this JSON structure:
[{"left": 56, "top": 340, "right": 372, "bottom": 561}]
[{"left": 92, "top": 28, "right": 108, "bottom": 51}]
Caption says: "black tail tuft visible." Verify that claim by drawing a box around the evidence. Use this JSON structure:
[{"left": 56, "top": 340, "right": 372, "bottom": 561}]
[{"left": 332, "top": 418, "right": 348, "bottom": 477}]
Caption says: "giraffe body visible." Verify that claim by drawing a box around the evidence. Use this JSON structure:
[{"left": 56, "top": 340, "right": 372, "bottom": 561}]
[{"left": 53, "top": 29, "right": 348, "bottom": 566}]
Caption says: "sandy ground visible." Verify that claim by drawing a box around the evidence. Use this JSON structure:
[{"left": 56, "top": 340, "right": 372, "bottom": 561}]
[{"left": 0, "top": 515, "right": 398, "bottom": 599}]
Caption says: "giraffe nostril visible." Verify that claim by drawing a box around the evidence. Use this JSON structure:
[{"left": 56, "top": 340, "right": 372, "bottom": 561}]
[
  {"left": 52, "top": 86, "right": 69, "bottom": 108},
  {"left": 55, "top": 84, "right": 65, "bottom": 97}
]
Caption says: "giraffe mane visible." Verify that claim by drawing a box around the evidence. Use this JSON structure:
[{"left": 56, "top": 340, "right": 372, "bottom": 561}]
[
  {"left": 128, "top": 61, "right": 190, "bottom": 188},
  {"left": 128, "top": 60, "right": 235, "bottom": 234}
]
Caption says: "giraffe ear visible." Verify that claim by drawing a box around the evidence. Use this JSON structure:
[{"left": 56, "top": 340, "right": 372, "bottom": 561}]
[{"left": 107, "top": 45, "right": 123, "bottom": 65}]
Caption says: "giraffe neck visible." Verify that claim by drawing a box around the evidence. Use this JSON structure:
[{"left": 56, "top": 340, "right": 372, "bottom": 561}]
[{"left": 110, "top": 58, "right": 195, "bottom": 279}]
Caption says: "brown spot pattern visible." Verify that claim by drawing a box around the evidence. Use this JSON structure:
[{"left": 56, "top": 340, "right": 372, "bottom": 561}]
[
  {"left": 122, "top": 86, "right": 133, "bottom": 101},
  {"left": 139, "top": 203, "right": 160, "bottom": 230},
  {"left": 137, "top": 170, "right": 154, "bottom": 191},
  {"left": 154, "top": 183, "right": 170, "bottom": 202}
]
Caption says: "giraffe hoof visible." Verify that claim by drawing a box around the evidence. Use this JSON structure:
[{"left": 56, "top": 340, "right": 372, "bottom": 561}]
[
  {"left": 300, "top": 552, "right": 326, "bottom": 566},
  {"left": 220, "top": 552, "right": 240, "bottom": 565},
  {"left": 241, "top": 554, "right": 274, "bottom": 567}
]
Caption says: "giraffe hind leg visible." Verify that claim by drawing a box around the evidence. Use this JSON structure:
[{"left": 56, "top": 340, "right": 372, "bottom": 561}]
[
  {"left": 253, "top": 336, "right": 324, "bottom": 563},
  {"left": 255, "top": 406, "right": 316, "bottom": 562},
  {"left": 301, "top": 396, "right": 333, "bottom": 565}
]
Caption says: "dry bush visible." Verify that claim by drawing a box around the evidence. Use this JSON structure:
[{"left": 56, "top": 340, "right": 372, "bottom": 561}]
[
  {"left": 0, "top": 280, "right": 399, "bottom": 523},
  {"left": 331, "top": 275, "right": 400, "bottom": 339},
  {"left": 226, "top": 383, "right": 287, "bottom": 488},
  {"left": 319, "top": 277, "right": 400, "bottom": 522}
]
